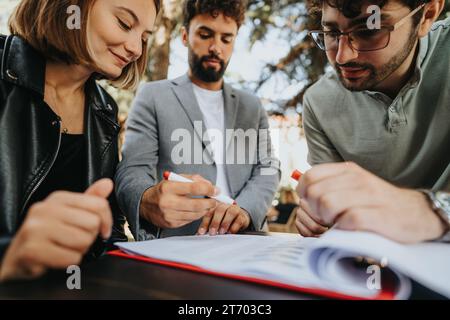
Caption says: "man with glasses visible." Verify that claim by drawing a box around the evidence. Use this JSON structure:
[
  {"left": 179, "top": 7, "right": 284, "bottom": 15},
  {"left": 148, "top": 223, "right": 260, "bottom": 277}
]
[{"left": 295, "top": 0, "right": 450, "bottom": 243}]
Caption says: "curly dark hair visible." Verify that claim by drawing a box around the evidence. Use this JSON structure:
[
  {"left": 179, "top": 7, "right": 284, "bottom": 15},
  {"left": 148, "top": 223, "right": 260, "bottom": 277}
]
[
  {"left": 183, "top": 0, "right": 248, "bottom": 29},
  {"left": 309, "top": 0, "right": 430, "bottom": 22}
]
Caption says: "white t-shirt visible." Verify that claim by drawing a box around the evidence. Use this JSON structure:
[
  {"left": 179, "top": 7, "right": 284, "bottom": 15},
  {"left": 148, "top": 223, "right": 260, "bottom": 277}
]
[{"left": 192, "top": 83, "right": 232, "bottom": 198}]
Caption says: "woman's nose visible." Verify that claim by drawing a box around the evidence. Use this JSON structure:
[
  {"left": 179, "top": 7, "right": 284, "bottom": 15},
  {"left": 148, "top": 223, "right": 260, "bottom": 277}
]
[{"left": 124, "top": 36, "right": 143, "bottom": 61}]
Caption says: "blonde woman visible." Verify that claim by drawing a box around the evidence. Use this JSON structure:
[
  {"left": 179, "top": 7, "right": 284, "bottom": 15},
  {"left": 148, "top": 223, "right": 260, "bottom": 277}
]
[{"left": 0, "top": 0, "right": 160, "bottom": 281}]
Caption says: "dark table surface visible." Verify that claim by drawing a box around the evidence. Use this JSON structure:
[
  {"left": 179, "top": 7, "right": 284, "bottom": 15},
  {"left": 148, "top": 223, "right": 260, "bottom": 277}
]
[
  {"left": 0, "top": 231, "right": 318, "bottom": 300},
  {"left": 0, "top": 232, "right": 444, "bottom": 300},
  {"left": 0, "top": 253, "right": 318, "bottom": 300}
]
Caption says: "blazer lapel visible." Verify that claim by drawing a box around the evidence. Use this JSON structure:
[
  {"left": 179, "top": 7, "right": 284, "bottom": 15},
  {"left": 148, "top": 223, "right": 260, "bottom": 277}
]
[
  {"left": 223, "top": 82, "right": 239, "bottom": 151},
  {"left": 171, "top": 74, "right": 214, "bottom": 162}
]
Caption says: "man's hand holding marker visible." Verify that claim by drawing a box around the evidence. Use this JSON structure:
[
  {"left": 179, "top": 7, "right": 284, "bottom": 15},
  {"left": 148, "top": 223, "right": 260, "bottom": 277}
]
[
  {"left": 139, "top": 171, "right": 251, "bottom": 236},
  {"left": 291, "top": 163, "right": 447, "bottom": 243},
  {"left": 291, "top": 169, "right": 332, "bottom": 237}
]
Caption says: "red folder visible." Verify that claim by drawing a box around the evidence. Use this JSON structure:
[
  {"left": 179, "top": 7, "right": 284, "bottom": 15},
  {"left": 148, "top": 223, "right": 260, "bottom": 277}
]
[{"left": 108, "top": 250, "right": 396, "bottom": 300}]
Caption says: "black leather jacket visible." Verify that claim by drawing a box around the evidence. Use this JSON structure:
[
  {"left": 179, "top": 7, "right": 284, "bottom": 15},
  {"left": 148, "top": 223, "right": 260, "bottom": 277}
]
[{"left": 0, "top": 35, "right": 127, "bottom": 260}]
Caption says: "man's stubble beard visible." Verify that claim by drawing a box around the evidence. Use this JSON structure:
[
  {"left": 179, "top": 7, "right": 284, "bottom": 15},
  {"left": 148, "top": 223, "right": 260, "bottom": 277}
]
[{"left": 336, "top": 26, "right": 420, "bottom": 92}]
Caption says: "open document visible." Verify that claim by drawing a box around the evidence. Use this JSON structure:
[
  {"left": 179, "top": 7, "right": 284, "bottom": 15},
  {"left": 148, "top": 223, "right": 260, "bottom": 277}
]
[{"left": 113, "top": 230, "right": 450, "bottom": 299}]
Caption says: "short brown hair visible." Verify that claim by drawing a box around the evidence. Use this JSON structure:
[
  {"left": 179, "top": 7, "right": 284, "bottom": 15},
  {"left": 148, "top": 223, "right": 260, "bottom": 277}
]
[
  {"left": 183, "top": 0, "right": 248, "bottom": 29},
  {"left": 8, "top": 0, "right": 161, "bottom": 90}
]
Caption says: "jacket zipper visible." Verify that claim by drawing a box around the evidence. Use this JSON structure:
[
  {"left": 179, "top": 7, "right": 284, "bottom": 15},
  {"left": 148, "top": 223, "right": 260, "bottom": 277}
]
[
  {"left": 96, "top": 110, "right": 120, "bottom": 131},
  {"left": 20, "top": 120, "right": 62, "bottom": 217}
]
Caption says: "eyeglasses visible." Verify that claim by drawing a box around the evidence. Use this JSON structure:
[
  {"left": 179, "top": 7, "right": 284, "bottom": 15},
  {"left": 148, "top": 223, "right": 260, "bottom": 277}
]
[{"left": 309, "top": 3, "right": 426, "bottom": 52}]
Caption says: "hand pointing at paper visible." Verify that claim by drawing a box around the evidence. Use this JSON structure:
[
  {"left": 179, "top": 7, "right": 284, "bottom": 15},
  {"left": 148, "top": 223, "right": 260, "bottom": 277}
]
[
  {"left": 197, "top": 203, "right": 251, "bottom": 236},
  {"left": 294, "top": 162, "right": 448, "bottom": 244}
]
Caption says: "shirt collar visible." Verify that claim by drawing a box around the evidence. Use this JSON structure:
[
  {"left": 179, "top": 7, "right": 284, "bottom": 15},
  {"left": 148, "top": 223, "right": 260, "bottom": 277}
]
[{"left": 1, "top": 35, "right": 46, "bottom": 96}]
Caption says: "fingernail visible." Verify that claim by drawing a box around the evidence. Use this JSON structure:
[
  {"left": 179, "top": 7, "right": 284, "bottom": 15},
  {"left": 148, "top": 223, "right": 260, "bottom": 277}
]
[
  {"left": 214, "top": 187, "right": 220, "bottom": 196},
  {"left": 198, "top": 228, "right": 206, "bottom": 235},
  {"left": 209, "top": 228, "right": 217, "bottom": 236},
  {"left": 219, "top": 228, "right": 225, "bottom": 235}
]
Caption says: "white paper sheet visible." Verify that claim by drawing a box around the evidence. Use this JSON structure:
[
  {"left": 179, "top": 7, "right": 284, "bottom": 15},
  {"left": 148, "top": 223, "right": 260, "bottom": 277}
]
[
  {"left": 116, "top": 232, "right": 415, "bottom": 298},
  {"left": 311, "top": 230, "right": 450, "bottom": 298}
]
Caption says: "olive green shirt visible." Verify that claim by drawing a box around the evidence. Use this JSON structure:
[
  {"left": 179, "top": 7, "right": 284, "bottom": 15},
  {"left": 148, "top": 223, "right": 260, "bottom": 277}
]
[{"left": 303, "top": 18, "right": 450, "bottom": 191}]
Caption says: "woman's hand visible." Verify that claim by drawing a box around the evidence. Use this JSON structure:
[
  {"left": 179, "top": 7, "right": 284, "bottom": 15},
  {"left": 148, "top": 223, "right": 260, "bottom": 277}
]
[{"left": 0, "top": 179, "right": 114, "bottom": 282}]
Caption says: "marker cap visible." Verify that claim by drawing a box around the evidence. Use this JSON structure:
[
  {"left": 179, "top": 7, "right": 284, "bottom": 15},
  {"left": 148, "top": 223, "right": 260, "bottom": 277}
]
[
  {"left": 163, "top": 171, "right": 171, "bottom": 180},
  {"left": 291, "top": 170, "right": 303, "bottom": 181}
]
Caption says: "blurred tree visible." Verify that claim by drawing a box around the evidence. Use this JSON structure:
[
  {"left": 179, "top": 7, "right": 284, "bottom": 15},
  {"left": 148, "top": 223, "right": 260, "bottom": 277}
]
[
  {"left": 245, "top": 0, "right": 327, "bottom": 110},
  {"left": 146, "top": 0, "right": 183, "bottom": 81}
]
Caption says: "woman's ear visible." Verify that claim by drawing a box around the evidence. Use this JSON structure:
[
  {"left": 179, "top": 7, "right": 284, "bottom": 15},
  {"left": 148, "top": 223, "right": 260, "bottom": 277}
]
[{"left": 418, "top": 0, "right": 445, "bottom": 38}]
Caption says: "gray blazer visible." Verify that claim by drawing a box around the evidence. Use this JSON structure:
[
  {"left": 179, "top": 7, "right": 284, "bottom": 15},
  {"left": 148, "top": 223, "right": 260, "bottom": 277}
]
[{"left": 115, "top": 74, "right": 280, "bottom": 240}]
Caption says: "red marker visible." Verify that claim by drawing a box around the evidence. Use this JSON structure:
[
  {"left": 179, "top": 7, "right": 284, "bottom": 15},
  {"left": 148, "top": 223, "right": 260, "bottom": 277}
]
[
  {"left": 164, "top": 171, "right": 236, "bottom": 205},
  {"left": 291, "top": 169, "right": 303, "bottom": 181}
]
